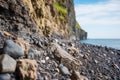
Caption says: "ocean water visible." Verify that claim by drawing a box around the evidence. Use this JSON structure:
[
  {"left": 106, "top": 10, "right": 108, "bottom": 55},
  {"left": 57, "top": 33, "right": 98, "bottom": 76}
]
[{"left": 80, "top": 39, "right": 120, "bottom": 50}]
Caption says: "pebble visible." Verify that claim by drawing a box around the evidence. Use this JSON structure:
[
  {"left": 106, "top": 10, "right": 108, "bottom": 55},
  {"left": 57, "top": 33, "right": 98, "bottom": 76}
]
[
  {"left": 27, "top": 52, "right": 35, "bottom": 59},
  {"left": 45, "top": 57, "right": 49, "bottom": 61},
  {"left": 94, "top": 59, "right": 98, "bottom": 64},
  {"left": 41, "top": 60, "right": 46, "bottom": 64},
  {"left": 112, "top": 63, "right": 120, "bottom": 69},
  {"left": 59, "top": 64, "right": 70, "bottom": 76},
  {"left": 83, "top": 54, "right": 89, "bottom": 60},
  {"left": 103, "top": 54, "right": 107, "bottom": 57},
  {"left": 54, "top": 68, "right": 60, "bottom": 73}
]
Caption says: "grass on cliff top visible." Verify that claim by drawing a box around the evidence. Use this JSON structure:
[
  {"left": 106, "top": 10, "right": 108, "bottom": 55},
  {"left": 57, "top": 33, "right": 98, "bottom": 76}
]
[
  {"left": 76, "top": 21, "right": 81, "bottom": 29},
  {"left": 54, "top": 2, "right": 67, "bottom": 14}
]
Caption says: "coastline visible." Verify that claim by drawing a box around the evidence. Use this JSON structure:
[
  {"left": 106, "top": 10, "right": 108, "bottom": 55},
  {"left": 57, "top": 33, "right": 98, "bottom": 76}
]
[{"left": 80, "top": 39, "right": 120, "bottom": 50}]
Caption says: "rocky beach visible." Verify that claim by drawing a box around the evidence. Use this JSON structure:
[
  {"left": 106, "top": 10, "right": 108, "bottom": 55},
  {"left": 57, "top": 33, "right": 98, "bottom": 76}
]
[
  {"left": 0, "top": 0, "right": 120, "bottom": 80},
  {"left": 0, "top": 36, "right": 120, "bottom": 80}
]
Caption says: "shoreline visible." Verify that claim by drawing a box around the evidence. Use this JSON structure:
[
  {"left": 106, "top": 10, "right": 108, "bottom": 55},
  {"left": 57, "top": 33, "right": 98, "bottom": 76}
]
[{"left": 80, "top": 39, "right": 120, "bottom": 50}]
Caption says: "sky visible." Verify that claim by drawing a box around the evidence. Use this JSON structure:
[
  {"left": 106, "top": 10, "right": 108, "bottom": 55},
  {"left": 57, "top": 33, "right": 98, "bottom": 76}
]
[{"left": 74, "top": 0, "right": 120, "bottom": 39}]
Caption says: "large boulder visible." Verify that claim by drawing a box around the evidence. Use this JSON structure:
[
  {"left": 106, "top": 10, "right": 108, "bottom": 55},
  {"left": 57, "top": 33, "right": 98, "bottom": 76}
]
[
  {"left": 50, "top": 43, "right": 82, "bottom": 71},
  {"left": 3, "top": 40, "right": 24, "bottom": 59},
  {"left": 17, "top": 59, "right": 38, "bottom": 80},
  {"left": 0, "top": 54, "right": 16, "bottom": 73}
]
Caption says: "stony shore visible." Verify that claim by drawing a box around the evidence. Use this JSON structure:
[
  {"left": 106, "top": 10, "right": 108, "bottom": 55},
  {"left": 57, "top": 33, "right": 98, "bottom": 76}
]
[{"left": 0, "top": 37, "right": 120, "bottom": 80}]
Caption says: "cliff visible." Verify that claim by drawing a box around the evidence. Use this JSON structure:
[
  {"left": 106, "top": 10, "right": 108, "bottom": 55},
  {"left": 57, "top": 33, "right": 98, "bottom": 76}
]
[
  {"left": 75, "top": 21, "right": 87, "bottom": 40},
  {"left": 0, "top": 0, "right": 87, "bottom": 40}
]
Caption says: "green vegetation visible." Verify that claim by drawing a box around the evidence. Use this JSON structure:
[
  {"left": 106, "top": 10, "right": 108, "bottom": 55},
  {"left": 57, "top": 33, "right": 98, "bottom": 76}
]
[
  {"left": 59, "top": 15, "right": 65, "bottom": 20},
  {"left": 54, "top": 2, "right": 67, "bottom": 20},
  {"left": 54, "top": 2, "right": 67, "bottom": 14},
  {"left": 76, "top": 21, "right": 81, "bottom": 29}
]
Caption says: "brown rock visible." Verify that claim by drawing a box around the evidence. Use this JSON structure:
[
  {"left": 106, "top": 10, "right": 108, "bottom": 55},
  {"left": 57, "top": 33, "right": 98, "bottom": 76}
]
[
  {"left": 0, "top": 54, "right": 16, "bottom": 73},
  {"left": 71, "top": 71, "right": 88, "bottom": 80},
  {"left": 83, "top": 54, "right": 89, "bottom": 60},
  {"left": 15, "top": 38, "right": 30, "bottom": 55},
  {"left": 50, "top": 43, "right": 82, "bottom": 71},
  {"left": 67, "top": 47, "right": 80, "bottom": 57},
  {"left": 17, "top": 59, "right": 38, "bottom": 80}
]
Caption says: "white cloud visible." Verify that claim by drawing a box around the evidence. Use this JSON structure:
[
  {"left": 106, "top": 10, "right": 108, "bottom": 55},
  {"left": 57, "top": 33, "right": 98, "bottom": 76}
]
[{"left": 75, "top": 0, "right": 120, "bottom": 38}]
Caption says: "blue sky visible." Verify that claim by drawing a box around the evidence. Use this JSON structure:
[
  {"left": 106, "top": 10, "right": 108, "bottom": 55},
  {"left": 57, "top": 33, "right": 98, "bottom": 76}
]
[{"left": 74, "top": 0, "right": 120, "bottom": 39}]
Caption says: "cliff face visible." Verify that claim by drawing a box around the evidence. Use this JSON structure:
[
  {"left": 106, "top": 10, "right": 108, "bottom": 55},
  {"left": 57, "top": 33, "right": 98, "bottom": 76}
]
[
  {"left": 75, "top": 21, "right": 87, "bottom": 40},
  {"left": 0, "top": 0, "right": 87, "bottom": 40}
]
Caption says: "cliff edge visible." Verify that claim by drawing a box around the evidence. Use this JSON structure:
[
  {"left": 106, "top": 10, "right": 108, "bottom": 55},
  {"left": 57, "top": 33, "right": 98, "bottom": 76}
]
[{"left": 0, "top": 0, "right": 87, "bottom": 40}]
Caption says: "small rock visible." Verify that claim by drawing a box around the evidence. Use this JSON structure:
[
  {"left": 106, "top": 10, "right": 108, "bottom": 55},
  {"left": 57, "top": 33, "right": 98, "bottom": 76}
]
[
  {"left": 59, "top": 64, "right": 70, "bottom": 76},
  {"left": 41, "top": 60, "right": 46, "bottom": 64},
  {"left": 51, "top": 39, "right": 59, "bottom": 43},
  {"left": 83, "top": 54, "right": 89, "bottom": 60},
  {"left": 0, "top": 54, "right": 16, "bottom": 73},
  {"left": 3, "top": 40, "right": 24, "bottom": 59},
  {"left": 111, "top": 51, "right": 114, "bottom": 54},
  {"left": 59, "top": 43, "right": 66, "bottom": 47},
  {"left": 17, "top": 59, "right": 38, "bottom": 80},
  {"left": 44, "top": 75, "right": 50, "bottom": 80},
  {"left": 71, "top": 71, "right": 88, "bottom": 80},
  {"left": 54, "top": 68, "right": 60, "bottom": 73},
  {"left": 68, "top": 42, "right": 75, "bottom": 47},
  {"left": 27, "top": 52, "right": 35, "bottom": 59},
  {"left": 45, "top": 57, "right": 49, "bottom": 61},
  {"left": 27, "top": 49, "right": 41, "bottom": 59},
  {"left": 94, "top": 59, "right": 98, "bottom": 64},
  {"left": 0, "top": 73, "right": 11, "bottom": 80},
  {"left": 67, "top": 47, "right": 80, "bottom": 57},
  {"left": 112, "top": 63, "right": 119, "bottom": 69},
  {"left": 103, "top": 54, "right": 107, "bottom": 57}
]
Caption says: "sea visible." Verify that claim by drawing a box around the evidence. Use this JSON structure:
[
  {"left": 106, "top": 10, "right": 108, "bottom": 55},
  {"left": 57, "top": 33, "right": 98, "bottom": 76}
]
[{"left": 80, "top": 39, "right": 120, "bottom": 50}]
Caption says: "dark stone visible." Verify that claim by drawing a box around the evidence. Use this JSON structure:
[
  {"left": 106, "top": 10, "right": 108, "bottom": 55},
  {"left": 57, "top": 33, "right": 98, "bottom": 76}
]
[
  {"left": 3, "top": 40, "right": 24, "bottom": 59},
  {"left": 0, "top": 48, "right": 3, "bottom": 54},
  {"left": 0, "top": 74, "right": 11, "bottom": 80}
]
